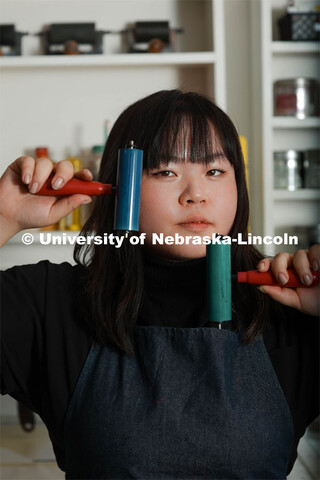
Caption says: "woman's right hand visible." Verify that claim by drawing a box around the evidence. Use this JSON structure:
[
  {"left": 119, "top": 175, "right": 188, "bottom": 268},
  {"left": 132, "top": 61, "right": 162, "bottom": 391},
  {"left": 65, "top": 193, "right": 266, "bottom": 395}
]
[{"left": 0, "top": 155, "right": 93, "bottom": 246}]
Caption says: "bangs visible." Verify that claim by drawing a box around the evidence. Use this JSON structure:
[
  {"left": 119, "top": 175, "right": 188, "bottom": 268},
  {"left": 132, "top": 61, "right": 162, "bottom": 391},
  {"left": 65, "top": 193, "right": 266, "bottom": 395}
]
[
  {"left": 144, "top": 109, "right": 227, "bottom": 172},
  {"left": 101, "top": 89, "right": 242, "bottom": 182}
]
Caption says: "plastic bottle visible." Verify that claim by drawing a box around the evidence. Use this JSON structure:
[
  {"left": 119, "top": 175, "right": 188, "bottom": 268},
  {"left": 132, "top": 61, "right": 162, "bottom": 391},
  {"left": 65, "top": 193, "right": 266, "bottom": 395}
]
[
  {"left": 66, "top": 155, "right": 83, "bottom": 231},
  {"left": 89, "top": 145, "right": 104, "bottom": 180}
]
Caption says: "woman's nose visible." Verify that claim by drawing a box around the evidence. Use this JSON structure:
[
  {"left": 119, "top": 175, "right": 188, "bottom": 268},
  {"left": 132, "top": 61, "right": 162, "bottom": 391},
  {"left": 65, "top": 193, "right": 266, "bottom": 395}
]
[{"left": 178, "top": 182, "right": 208, "bottom": 206}]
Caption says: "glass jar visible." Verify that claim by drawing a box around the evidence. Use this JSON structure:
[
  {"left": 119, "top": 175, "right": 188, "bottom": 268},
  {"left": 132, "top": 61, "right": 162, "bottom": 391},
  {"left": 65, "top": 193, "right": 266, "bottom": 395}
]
[
  {"left": 274, "top": 78, "right": 319, "bottom": 119},
  {"left": 274, "top": 150, "right": 303, "bottom": 191},
  {"left": 303, "top": 149, "right": 320, "bottom": 188}
]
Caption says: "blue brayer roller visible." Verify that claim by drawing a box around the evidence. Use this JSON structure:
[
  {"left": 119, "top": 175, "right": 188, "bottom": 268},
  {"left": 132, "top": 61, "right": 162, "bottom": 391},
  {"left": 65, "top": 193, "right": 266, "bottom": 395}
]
[
  {"left": 206, "top": 243, "right": 232, "bottom": 325},
  {"left": 36, "top": 140, "right": 144, "bottom": 234},
  {"left": 114, "top": 141, "right": 143, "bottom": 233}
]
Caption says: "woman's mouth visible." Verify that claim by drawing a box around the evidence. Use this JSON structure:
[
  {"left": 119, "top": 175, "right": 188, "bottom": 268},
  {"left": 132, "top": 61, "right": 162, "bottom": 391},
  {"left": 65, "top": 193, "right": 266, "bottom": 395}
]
[{"left": 178, "top": 217, "right": 212, "bottom": 233}]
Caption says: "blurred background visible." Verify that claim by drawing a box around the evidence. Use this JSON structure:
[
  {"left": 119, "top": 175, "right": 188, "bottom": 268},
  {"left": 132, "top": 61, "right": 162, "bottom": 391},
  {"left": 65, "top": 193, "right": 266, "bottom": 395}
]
[{"left": 0, "top": 0, "right": 319, "bottom": 478}]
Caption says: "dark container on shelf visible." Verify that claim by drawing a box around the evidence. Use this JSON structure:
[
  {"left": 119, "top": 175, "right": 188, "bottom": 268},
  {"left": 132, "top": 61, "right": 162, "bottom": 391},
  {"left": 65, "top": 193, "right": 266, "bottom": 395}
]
[{"left": 278, "top": 11, "right": 320, "bottom": 41}]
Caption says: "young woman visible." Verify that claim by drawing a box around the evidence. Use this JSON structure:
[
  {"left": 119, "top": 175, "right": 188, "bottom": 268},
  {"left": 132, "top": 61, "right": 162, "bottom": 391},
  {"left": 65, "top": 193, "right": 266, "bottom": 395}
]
[{"left": 0, "top": 90, "right": 318, "bottom": 479}]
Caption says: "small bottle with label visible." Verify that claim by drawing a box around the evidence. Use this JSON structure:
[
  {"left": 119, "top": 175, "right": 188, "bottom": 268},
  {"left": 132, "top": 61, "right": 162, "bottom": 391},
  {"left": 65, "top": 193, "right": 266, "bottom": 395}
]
[
  {"left": 66, "top": 155, "right": 83, "bottom": 231},
  {"left": 89, "top": 145, "right": 104, "bottom": 180}
]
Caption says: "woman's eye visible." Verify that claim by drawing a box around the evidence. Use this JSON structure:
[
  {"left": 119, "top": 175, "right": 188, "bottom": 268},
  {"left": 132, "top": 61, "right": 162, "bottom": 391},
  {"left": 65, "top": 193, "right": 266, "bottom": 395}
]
[
  {"left": 152, "top": 170, "right": 175, "bottom": 177},
  {"left": 207, "top": 169, "right": 224, "bottom": 177}
]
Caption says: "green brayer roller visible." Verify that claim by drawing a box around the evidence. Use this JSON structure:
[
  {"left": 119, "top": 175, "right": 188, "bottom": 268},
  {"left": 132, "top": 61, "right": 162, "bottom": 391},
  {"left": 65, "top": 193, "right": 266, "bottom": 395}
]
[{"left": 206, "top": 243, "right": 232, "bottom": 324}]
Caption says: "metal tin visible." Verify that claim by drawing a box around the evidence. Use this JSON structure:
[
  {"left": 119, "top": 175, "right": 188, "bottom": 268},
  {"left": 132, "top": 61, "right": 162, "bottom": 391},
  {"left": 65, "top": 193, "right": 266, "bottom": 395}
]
[
  {"left": 274, "top": 78, "right": 319, "bottom": 119},
  {"left": 303, "top": 149, "right": 320, "bottom": 188},
  {"left": 274, "top": 150, "right": 303, "bottom": 191},
  {"left": 308, "top": 224, "right": 320, "bottom": 247}
]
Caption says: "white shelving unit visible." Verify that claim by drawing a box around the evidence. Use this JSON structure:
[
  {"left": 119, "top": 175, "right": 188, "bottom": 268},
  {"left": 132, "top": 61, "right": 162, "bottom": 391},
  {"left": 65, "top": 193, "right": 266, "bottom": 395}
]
[
  {"left": 0, "top": 0, "right": 226, "bottom": 269},
  {"left": 251, "top": 0, "right": 320, "bottom": 255}
]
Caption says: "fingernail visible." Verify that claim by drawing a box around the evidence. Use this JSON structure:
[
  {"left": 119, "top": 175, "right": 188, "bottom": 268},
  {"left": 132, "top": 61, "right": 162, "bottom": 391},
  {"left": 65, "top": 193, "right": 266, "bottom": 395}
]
[
  {"left": 278, "top": 273, "right": 288, "bottom": 285},
  {"left": 29, "top": 182, "right": 38, "bottom": 194},
  {"left": 24, "top": 174, "right": 31, "bottom": 184},
  {"left": 312, "top": 260, "right": 319, "bottom": 272},
  {"left": 303, "top": 274, "right": 312, "bottom": 286},
  {"left": 258, "top": 286, "right": 266, "bottom": 294},
  {"left": 52, "top": 177, "right": 63, "bottom": 190},
  {"left": 258, "top": 262, "right": 265, "bottom": 271},
  {"left": 82, "top": 198, "right": 92, "bottom": 205}
]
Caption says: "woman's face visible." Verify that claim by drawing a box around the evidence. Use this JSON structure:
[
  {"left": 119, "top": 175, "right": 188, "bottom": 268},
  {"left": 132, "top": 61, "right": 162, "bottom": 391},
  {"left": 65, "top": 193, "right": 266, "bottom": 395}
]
[{"left": 139, "top": 136, "right": 238, "bottom": 260}]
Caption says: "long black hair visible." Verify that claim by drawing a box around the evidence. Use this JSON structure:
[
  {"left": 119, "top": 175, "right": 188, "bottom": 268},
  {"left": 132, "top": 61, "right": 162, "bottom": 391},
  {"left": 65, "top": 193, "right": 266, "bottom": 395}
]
[{"left": 74, "top": 90, "right": 269, "bottom": 355}]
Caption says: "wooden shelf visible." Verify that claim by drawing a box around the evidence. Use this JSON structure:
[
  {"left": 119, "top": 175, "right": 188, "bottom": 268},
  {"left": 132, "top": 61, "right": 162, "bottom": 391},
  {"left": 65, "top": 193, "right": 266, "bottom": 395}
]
[
  {"left": 0, "top": 52, "right": 216, "bottom": 69},
  {"left": 272, "top": 117, "right": 320, "bottom": 129},
  {"left": 271, "top": 42, "right": 320, "bottom": 54},
  {"left": 273, "top": 189, "right": 320, "bottom": 201}
]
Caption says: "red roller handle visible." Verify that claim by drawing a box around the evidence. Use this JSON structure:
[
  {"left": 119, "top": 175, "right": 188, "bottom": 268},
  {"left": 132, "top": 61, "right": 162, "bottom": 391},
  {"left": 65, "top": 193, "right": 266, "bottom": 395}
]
[
  {"left": 237, "top": 269, "right": 319, "bottom": 288},
  {"left": 36, "top": 177, "right": 113, "bottom": 196}
]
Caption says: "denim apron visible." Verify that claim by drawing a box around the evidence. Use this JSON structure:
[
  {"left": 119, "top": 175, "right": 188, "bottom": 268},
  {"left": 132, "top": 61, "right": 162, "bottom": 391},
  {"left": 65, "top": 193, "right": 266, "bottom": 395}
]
[{"left": 64, "top": 326, "right": 293, "bottom": 479}]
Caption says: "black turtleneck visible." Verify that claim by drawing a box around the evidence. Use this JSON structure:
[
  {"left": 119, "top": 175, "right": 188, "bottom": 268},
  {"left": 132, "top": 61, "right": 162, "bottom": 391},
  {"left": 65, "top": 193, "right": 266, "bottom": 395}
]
[{"left": 138, "top": 253, "right": 207, "bottom": 328}]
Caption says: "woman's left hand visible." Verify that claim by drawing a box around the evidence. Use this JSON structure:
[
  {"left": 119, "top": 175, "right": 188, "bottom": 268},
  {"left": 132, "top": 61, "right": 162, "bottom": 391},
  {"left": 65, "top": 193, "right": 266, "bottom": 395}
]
[{"left": 257, "top": 244, "right": 319, "bottom": 317}]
